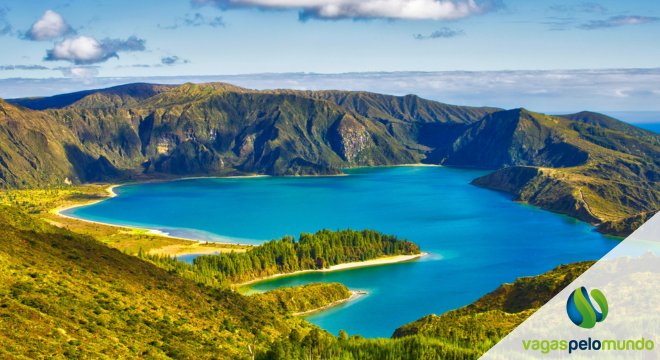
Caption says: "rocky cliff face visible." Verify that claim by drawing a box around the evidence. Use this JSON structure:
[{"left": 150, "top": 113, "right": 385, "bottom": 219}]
[{"left": 330, "top": 115, "right": 371, "bottom": 162}]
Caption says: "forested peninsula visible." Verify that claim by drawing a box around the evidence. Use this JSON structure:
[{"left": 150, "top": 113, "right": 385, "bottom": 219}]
[{"left": 141, "top": 229, "right": 422, "bottom": 286}]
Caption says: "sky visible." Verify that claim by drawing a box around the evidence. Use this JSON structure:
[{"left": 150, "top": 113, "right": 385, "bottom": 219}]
[{"left": 0, "top": 0, "right": 659, "bottom": 113}]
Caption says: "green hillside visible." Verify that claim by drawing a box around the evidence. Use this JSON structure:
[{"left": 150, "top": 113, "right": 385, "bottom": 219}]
[
  {"left": 0, "top": 204, "right": 435, "bottom": 359},
  {"left": 3, "top": 83, "right": 496, "bottom": 184},
  {"left": 0, "top": 205, "right": 313, "bottom": 359}
]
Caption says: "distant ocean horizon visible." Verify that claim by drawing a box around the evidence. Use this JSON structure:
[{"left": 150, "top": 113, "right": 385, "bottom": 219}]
[{"left": 601, "top": 111, "right": 660, "bottom": 134}]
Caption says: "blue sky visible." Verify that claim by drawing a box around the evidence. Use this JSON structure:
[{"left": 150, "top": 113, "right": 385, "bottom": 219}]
[{"left": 0, "top": 0, "right": 659, "bottom": 112}]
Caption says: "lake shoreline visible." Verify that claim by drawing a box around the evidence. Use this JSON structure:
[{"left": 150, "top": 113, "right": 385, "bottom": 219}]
[
  {"left": 51, "top": 184, "right": 253, "bottom": 256},
  {"left": 53, "top": 184, "right": 216, "bottom": 245},
  {"left": 237, "top": 252, "right": 429, "bottom": 288},
  {"left": 49, "top": 166, "right": 440, "bottom": 257}
]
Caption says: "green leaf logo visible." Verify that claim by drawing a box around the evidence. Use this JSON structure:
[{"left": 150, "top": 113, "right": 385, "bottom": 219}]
[{"left": 566, "top": 287, "right": 608, "bottom": 329}]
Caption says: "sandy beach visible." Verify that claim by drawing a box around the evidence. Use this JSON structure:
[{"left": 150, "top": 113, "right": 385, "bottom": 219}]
[
  {"left": 50, "top": 184, "right": 250, "bottom": 256},
  {"left": 52, "top": 184, "right": 119, "bottom": 217},
  {"left": 53, "top": 184, "right": 200, "bottom": 244},
  {"left": 238, "top": 252, "right": 429, "bottom": 287}
]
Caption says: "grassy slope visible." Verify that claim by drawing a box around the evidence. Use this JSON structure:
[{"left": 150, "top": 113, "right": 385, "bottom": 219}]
[{"left": 0, "top": 206, "right": 314, "bottom": 359}]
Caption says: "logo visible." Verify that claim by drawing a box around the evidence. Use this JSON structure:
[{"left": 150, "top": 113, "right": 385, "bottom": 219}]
[
  {"left": 522, "top": 286, "right": 654, "bottom": 354},
  {"left": 566, "top": 287, "right": 608, "bottom": 329}
]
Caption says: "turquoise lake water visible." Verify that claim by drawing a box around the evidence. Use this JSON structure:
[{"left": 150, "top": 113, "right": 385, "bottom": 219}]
[{"left": 65, "top": 166, "right": 618, "bottom": 338}]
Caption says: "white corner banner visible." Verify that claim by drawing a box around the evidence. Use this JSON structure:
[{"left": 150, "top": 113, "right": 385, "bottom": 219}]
[{"left": 481, "top": 213, "right": 660, "bottom": 359}]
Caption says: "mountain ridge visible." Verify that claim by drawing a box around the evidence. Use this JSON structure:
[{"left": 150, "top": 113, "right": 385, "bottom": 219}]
[{"left": 2, "top": 82, "right": 658, "bottom": 235}]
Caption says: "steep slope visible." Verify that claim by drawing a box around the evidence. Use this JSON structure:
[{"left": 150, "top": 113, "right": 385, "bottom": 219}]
[
  {"left": 596, "top": 211, "right": 658, "bottom": 237},
  {"left": 304, "top": 90, "right": 499, "bottom": 124},
  {"left": 439, "top": 109, "right": 590, "bottom": 168},
  {"left": 2, "top": 82, "right": 493, "bottom": 185},
  {"left": 0, "top": 99, "right": 72, "bottom": 187},
  {"left": 306, "top": 91, "right": 499, "bottom": 159},
  {"left": 0, "top": 100, "right": 125, "bottom": 188}
]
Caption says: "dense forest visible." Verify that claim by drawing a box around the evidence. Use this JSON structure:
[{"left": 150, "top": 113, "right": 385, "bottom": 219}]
[{"left": 195, "top": 229, "right": 420, "bottom": 283}]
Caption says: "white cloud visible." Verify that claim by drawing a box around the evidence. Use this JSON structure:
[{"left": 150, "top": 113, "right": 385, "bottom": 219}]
[
  {"left": 27, "top": 10, "right": 72, "bottom": 41},
  {"left": 45, "top": 36, "right": 146, "bottom": 65},
  {"left": 193, "top": 0, "right": 501, "bottom": 20},
  {"left": 613, "top": 88, "right": 629, "bottom": 98},
  {"left": 47, "top": 36, "right": 103, "bottom": 63},
  {"left": 2, "top": 69, "right": 660, "bottom": 112}
]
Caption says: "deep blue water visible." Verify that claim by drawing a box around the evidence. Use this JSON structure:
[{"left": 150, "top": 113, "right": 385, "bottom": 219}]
[{"left": 65, "top": 166, "right": 618, "bottom": 337}]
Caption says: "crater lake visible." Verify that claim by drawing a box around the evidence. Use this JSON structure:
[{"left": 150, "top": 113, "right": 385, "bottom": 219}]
[{"left": 64, "top": 166, "right": 618, "bottom": 337}]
